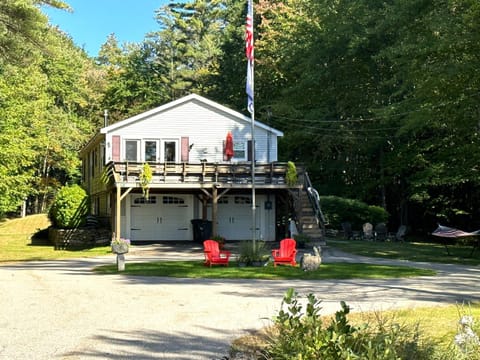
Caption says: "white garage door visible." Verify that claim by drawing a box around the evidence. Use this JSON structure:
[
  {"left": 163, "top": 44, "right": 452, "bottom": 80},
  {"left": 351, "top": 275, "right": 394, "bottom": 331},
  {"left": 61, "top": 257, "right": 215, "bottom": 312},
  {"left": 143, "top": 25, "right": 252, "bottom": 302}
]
[
  {"left": 214, "top": 195, "right": 263, "bottom": 240},
  {"left": 130, "top": 194, "right": 193, "bottom": 241}
]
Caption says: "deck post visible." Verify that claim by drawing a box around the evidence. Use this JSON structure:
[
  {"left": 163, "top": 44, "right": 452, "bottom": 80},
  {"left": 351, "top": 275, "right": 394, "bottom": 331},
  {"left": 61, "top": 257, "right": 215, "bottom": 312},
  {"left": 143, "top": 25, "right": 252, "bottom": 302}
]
[
  {"left": 115, "top": 185, "right": 121, "bottom": 242},
  {"left": 212, "top": 186, "right": 218, "bottom": 236}
]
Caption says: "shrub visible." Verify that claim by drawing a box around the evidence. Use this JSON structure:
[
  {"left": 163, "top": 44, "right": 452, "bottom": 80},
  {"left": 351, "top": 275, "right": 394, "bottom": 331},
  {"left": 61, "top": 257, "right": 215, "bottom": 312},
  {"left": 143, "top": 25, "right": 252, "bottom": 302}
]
[
  {"left": 264, "top": 289, "right": 434, "bottom": 360},
  {"left": 321, "top": 195, "right": 389, "bottom": 229},
  {"left": 237, "top": 240, "right": 269, "bottom": 265},
  {"left": 49, "top": 184, "right": 89, "bottom": 229}
]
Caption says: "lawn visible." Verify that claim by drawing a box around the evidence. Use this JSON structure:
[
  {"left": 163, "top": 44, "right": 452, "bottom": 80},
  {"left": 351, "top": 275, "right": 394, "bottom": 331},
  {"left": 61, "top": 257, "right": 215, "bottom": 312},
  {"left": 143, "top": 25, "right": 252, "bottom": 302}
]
[
  {"left": 94, "top": 260, "right": 435, "bottom": 279},
  {"left": 0, "top": 214, "right": 111, "bottom": 262},
  {"left": 231, "top": 301, "right": 480, "bottom": 358},
  {"left": 328, "top": 238, "right": 480, "bottom": 266}
]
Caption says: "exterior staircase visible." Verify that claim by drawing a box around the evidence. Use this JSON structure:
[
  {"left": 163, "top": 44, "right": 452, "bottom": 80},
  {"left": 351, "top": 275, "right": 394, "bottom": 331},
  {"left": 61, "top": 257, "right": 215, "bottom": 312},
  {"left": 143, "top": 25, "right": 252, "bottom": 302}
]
[
  {"left": 297, "top": 189, "right": 326, "bottom": 245},
  {"left": 293, "top": 172, "right": 327, "bottom": 246}
]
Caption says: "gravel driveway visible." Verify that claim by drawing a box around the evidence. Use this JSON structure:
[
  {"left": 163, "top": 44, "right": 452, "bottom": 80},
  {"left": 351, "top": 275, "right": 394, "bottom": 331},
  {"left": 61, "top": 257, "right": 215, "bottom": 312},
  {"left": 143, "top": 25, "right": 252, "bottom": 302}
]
[{"left": 0, "top": 244, "right": 479, "bottom": 359}]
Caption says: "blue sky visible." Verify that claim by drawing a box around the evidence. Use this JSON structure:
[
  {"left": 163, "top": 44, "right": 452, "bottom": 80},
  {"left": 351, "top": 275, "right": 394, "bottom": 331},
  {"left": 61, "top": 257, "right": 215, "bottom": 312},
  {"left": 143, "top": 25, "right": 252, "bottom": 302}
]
[{"left": 43, "top": 0, "right": 169, "bottom": 56}]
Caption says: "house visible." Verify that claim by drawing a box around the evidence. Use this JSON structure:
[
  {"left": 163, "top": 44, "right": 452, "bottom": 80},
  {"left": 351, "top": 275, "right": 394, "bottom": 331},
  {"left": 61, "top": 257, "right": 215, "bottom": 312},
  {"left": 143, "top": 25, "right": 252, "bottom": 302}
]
[{"left": 79, "top": 94, "right": 324, "bottom": 243}]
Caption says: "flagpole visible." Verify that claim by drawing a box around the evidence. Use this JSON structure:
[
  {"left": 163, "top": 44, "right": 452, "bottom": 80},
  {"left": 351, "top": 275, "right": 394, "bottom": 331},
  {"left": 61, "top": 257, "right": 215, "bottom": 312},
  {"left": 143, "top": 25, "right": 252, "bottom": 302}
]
[
  {"left": 251, "top": 81, "right": 256, "bottom": 248},
  {"left": 246, "top": 0, "right": 256, "bottom": 247}
]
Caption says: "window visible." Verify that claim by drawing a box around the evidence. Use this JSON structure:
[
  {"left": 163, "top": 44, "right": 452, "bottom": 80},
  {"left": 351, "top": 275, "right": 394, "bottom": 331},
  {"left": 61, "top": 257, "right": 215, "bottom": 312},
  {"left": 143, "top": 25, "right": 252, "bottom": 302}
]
[
  {"left": 134, "top": 196, "right": 157, "bottom": 204},
  {"left": 233, "top": 141, "right": 247, "bottom": 160},
  {"left": 125, "top": 140, "right": 139, "bottom": 161},
  {"left": 163, "top": 196, "right": 185, "bottom": 204},
  {"left": 162, "top": 140, "right": 178, "bottom": 162},
  {"left": 144, "top": 140, "right": 157, "bottom": 162},
  {"left": 234, "top": 196, "right": 251, "bottom": 204}
]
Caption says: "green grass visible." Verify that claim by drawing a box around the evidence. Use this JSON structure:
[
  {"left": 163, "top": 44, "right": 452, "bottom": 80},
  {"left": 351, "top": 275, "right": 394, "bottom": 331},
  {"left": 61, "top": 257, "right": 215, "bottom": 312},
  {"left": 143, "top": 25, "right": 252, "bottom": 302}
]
[
  {"left": 94, "top": 260, "right": 435, "bottom": 279},
  {"left": 0, "top": 214, "right": 111, "bottom": 262},
  {"left": 232, "top": 301, "right": 480, "bottom": 358},
  {"left": 328, "top": 238, "right": 480, "bottom": 266},
  {"left": 373, "top": 303, "right": 480, "bottom": 348}
]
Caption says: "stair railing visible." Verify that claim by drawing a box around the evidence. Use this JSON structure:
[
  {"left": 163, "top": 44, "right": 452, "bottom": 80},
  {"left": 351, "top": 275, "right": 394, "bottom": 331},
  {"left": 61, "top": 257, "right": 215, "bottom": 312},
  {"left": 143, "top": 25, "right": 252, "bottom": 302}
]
[{"left": 303, "top": 172, "right": 327, "bottom": 234}]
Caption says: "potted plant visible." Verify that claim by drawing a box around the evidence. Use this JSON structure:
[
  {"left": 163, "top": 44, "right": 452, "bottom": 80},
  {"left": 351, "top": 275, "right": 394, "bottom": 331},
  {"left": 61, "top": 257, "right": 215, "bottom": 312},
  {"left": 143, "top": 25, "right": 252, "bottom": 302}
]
[
  {"left": 238, "top": 240, "right": 270, "bottom": 267},
  {"left": 111, "top": 237, "right": 130, "bottom": 254},
  {"left": 286, "top": 161, "right": 298, "bottom": 186},
  {"left": 139, "top": 163, "right": 153, "bottom": 198}
]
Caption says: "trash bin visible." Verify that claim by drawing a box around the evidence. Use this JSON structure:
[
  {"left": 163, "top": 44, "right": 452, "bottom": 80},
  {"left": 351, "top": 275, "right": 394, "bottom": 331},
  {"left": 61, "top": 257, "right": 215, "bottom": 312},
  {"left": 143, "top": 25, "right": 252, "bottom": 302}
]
[{"left": 191, "top": 219, "right": 212, "bottom": 242}]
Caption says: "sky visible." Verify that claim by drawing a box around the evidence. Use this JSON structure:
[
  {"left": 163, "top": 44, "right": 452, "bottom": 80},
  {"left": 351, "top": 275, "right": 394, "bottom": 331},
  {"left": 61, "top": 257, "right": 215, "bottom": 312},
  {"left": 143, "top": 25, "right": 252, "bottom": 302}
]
[{"left": 43, "top": 0, "right": 169, "bottom": 56}]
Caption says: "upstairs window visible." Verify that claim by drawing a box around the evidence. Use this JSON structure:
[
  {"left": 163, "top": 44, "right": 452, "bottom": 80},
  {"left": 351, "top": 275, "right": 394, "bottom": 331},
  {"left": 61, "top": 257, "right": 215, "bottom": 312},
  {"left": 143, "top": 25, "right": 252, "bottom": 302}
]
[
  {"left": 145, "top": 140, "right": 158, "bottom": 162},
  {"left": 233, "top": 141, "right": 247, "bottom": 161},
  {"left": 125, "top": 140, "right": 139, "bottom": 161}
]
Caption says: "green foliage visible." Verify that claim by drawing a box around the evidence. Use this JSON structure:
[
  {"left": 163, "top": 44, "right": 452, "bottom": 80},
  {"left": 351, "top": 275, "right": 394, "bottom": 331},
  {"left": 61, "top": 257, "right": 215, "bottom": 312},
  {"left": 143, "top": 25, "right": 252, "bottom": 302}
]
[
  {"left": 321, "top": 195, "right": 389, "bottom": 229},
  {"left": 237, "top": 240, "right": 270, "bottom": 265},
  {"left": 49, "top": 184, "right": 89, "bottom": 229},
  {"left": 286, "top": 161, "right": 298, "bottom": 186},
  {"left": 139, "top": 163, "right": 153, "bottom": 198},
  {"left": 265, "top": 289, "right": 434, "bottom": 359},
  {"left": 0, "top": 9, "right": 100, "bottom": 215}
]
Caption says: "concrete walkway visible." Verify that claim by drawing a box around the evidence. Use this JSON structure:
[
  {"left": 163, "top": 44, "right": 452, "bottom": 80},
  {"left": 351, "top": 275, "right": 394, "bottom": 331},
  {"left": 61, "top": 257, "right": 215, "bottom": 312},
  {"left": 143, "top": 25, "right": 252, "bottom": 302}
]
[{"left": 0, "top": 243, "right": 479, "bottom": 359}]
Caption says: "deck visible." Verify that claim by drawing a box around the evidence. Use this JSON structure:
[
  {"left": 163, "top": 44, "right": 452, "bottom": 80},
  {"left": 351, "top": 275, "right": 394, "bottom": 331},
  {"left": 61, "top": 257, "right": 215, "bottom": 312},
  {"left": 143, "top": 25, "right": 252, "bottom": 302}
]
[{"left": 105, "top": 161, "right": 303, "bottom": 189}]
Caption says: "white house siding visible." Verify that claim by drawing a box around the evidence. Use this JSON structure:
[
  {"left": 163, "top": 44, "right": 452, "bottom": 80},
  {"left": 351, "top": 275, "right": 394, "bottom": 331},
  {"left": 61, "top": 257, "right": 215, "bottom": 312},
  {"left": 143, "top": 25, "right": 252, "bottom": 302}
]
[
  {"left": 103, "top": 98, "right": 279, "bottom": 164},
  {"left": 80, "top": 95, "right": 286, "bottom": 243}
]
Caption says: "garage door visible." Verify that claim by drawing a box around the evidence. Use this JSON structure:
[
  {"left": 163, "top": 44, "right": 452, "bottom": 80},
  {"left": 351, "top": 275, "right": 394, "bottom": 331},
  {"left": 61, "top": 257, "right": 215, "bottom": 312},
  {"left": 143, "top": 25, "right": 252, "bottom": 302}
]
[
  {"left": 214, "top": 195, "right": 263, "bottom": 240},
  {"left": 130, "top": 194, "right": 193, "bottom": 241}
]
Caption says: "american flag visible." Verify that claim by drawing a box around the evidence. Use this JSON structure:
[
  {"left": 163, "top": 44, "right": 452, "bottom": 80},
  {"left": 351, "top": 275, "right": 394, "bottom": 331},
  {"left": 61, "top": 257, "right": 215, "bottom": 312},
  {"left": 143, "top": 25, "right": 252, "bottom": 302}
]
[{"left": 246, "top": 0, "right": 254, "bottom": 114}]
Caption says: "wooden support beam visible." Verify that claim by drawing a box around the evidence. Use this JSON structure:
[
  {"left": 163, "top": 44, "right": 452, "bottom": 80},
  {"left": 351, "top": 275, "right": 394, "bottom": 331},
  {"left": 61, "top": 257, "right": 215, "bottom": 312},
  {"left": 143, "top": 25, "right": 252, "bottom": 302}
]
[{"left": 115, "top": 187, "right": 134, "bottom": 241}]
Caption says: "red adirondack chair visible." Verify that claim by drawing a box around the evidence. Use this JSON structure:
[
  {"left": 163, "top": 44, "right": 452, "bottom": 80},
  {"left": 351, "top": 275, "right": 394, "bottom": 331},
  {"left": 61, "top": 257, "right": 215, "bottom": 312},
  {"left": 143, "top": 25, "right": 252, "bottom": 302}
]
[
  {"left": 203, "top": 240, "right": 231, "bottom": 267},
  {"left": 272, "top": 238, "right": 297, "bottom": 267}
]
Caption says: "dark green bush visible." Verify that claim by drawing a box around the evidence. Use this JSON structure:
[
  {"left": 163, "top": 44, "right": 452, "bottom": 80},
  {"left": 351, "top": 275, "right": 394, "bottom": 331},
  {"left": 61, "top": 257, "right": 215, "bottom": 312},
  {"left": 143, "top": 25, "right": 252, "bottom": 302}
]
[
  {"left": 49, "top": 184, "right": 89, "bottom": 229},
  {"left": 321, "top": 195, "right": 389, "bottom": 229},
  {"left": 264, "top": 289, "right": 434, "bottom": 360}
]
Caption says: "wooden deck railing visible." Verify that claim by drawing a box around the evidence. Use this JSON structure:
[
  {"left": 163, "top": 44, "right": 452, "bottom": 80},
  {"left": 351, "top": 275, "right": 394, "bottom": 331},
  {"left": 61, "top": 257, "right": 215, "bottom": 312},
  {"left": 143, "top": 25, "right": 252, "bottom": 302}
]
[{"left": 106, "top": 161, "right": 303, "bottom": 186}]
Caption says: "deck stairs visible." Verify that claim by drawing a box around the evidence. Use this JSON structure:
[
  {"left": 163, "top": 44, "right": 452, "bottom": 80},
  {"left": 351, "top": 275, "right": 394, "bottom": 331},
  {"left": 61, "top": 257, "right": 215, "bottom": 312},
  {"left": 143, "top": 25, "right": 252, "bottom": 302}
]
[{"left": 295, "top": 172, "right": 327, "bottom": 245}]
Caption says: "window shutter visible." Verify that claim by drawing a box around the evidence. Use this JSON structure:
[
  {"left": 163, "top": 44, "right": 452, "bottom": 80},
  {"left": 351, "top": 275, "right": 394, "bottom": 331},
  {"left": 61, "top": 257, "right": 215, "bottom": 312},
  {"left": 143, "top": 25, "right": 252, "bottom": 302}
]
[
  {"left": 247, "top": 140, "right": 253, "bottom": 161},
  {"left": 223, "top": 140, "right": 228, "bottom": 161},
  {"left": 112, "top": 135, "right": 120, "bottom": 162},
  {"left": 181, "top": 137, "right": 189, "bottom": 162}
]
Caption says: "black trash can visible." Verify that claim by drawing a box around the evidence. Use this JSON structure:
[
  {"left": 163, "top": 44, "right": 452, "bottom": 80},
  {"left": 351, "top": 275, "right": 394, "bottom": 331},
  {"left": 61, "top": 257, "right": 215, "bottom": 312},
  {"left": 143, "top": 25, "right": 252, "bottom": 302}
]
[{"left": 191, "top": 219, "right": 212, "bottom": 242}]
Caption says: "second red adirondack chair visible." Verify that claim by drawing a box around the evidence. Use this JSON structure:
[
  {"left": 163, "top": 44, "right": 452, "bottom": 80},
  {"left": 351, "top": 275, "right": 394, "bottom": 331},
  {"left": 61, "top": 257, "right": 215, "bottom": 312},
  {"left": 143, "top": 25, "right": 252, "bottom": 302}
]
[{"left": 272, "top": 238, "right": 297, "bottom": 267}]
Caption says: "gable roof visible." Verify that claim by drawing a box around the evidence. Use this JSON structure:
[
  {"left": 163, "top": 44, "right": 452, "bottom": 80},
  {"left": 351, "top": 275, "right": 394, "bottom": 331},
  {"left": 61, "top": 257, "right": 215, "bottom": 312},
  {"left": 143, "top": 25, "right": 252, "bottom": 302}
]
[{"left": 100, "top": 93, "right": 283, "bottom": 136}]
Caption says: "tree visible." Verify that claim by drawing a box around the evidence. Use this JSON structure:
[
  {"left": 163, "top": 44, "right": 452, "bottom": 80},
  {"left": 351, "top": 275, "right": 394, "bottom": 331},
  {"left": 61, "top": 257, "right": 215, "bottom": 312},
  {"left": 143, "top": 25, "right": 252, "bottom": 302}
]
[{"left": 0, "top": 0, "right": 69, "bottom": 64}]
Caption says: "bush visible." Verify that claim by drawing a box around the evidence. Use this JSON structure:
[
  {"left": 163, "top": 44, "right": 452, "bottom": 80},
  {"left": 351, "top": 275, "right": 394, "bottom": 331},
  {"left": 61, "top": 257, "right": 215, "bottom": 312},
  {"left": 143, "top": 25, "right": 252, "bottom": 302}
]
[
  {"left": 49, "top": 184, "right": 89, "bottom": 229},
  {"left": 264, "top": 289, "right": 434, "bottom": 360},
  {"left": 321, "top": 195, "right": 389, "bottom": 229},
  {"left": 237, "top": 240, "right": 269, "bottom": 265}
]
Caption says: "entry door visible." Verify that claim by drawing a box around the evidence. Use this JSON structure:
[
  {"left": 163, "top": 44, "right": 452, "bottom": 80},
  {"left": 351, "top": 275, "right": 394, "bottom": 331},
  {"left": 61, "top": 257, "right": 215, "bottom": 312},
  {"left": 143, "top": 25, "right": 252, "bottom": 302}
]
[{"left": 161, "top": 140, "right": 179, "bottom": 162}]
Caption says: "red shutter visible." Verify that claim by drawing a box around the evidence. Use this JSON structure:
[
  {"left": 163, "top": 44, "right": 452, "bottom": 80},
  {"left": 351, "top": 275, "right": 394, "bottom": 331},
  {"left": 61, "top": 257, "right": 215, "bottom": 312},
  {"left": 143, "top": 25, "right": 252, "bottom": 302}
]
[
  {"left": 112, "top": 135, "right": 120, "bottom": 162},
  {"left": 181, "top": 137, "right": 189, "bottom": 162}
]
